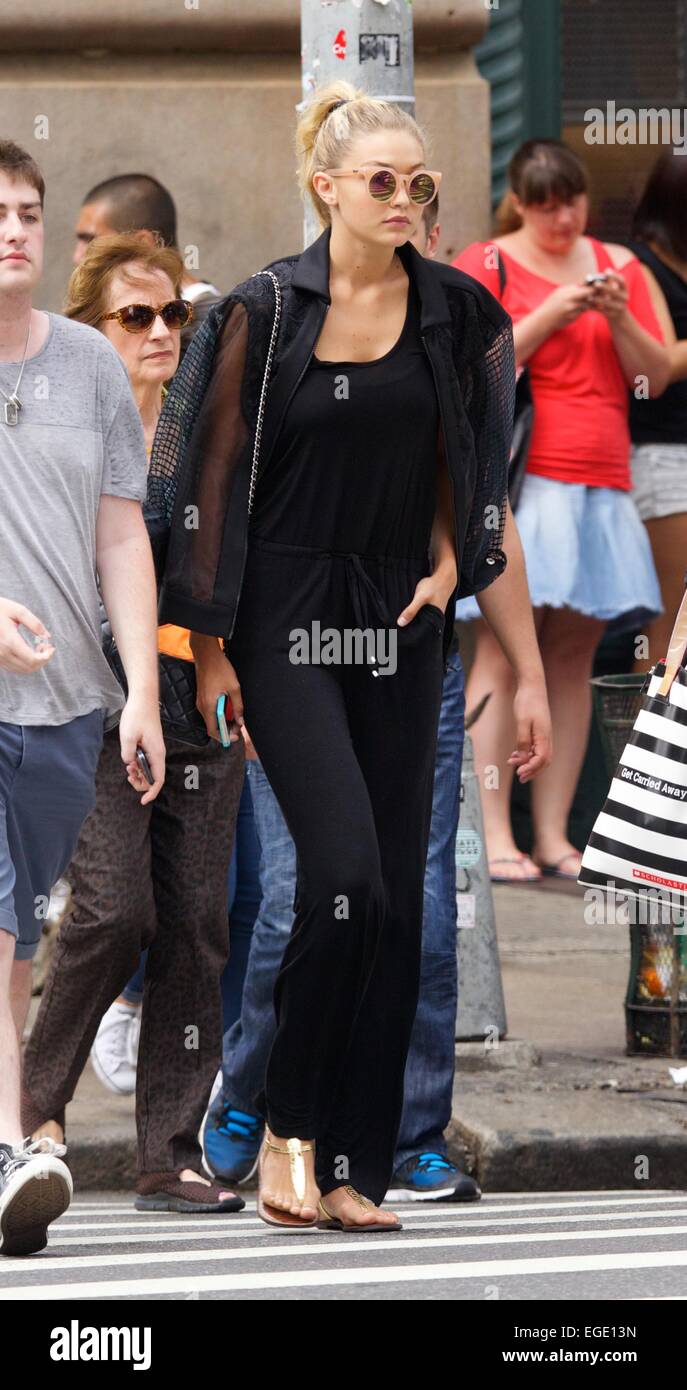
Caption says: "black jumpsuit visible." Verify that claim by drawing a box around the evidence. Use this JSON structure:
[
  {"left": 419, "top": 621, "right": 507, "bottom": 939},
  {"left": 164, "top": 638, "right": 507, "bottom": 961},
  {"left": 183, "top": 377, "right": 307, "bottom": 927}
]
[{"left": 226, "top": 277, "right": 447, "bottom": 1204}]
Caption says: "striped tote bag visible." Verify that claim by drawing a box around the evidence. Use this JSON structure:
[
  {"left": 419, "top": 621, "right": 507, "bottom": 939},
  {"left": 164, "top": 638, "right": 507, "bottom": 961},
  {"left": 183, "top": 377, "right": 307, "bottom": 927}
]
[{"left": 578, "top": 591, "right": 687, "bottom": 905}]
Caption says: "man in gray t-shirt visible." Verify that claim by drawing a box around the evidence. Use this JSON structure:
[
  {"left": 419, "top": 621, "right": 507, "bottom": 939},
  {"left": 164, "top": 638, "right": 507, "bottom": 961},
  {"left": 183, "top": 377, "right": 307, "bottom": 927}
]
[
  {"left": 0, "top": 312, "right": 151, "bottom": 728},
  {"left": 0, "top": 141, "right": 165, "bottom": 1257}
]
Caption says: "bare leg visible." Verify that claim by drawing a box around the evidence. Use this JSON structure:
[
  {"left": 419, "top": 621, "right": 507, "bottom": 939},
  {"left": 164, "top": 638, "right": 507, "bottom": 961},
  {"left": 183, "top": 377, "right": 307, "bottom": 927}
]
[
  {"left": 634, "top": 513, "right": 687, "bottom": 672},
  {"left": 531, "top": 606, "right": 605, "bottom": 870},
  {"left": 9, "top": 957, "right": 32, "bottom": 1041},
  {"left": 0, "top": 933, "right": 23, "bottom": 1146},
  {"left": 466, "top": 616, "right": 542, "bottom": 879}
]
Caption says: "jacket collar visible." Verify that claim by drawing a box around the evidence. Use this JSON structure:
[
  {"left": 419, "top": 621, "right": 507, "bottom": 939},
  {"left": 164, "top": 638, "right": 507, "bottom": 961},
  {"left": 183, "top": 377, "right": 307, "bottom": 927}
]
[{"left": 290, "top": 223, "right": 452, "bottom": 330}]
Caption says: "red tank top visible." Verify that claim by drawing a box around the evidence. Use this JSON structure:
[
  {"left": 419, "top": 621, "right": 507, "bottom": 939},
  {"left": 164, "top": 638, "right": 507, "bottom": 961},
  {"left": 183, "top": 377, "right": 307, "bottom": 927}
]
[{"left": 452, "top": 237, "right": 665, "bottom": 489}]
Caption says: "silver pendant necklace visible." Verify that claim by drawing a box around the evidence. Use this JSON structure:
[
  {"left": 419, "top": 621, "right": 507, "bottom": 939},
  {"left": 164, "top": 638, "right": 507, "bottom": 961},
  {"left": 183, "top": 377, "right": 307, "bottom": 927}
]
[{"left": 0, "top": 317, "right": 32, "bottom": 426}]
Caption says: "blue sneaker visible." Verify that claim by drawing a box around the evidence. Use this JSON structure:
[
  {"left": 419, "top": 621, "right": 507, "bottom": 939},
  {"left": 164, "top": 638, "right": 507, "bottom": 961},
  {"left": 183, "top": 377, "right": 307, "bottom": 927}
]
[
  {"left": 201, "top": 1098, "right": 264, "bottom": 1184},
  {"left": 386, "top": 1152, "right": 482, "bottom": 1203}
]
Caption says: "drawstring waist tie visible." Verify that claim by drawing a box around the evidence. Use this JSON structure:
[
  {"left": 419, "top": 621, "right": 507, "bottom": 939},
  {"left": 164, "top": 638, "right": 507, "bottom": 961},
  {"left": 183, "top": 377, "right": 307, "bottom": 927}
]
[{"left": 247, "top": 534, "right": 430, "bottom": 677}]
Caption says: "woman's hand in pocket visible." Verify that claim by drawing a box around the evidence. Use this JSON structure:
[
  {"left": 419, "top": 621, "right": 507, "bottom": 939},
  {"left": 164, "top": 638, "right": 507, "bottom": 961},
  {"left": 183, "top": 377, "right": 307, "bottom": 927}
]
[{"left": 397, "top": 572, "right": 454, "bottom": 626}]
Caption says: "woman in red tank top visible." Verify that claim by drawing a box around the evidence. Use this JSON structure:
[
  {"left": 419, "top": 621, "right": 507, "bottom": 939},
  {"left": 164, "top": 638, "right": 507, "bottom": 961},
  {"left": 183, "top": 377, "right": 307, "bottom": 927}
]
[{"left": 453, "top": 139, "right": 671, "bottom": 883}]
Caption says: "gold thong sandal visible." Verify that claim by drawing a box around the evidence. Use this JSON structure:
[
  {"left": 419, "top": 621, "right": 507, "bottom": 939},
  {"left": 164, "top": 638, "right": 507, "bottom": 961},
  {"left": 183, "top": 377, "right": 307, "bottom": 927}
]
[
  {"left": 317, "top": 1184, "right": 403, "bottom": 1233},
  {"left": 257, "top": 1133, "right": 318, "bottom": 1229}
]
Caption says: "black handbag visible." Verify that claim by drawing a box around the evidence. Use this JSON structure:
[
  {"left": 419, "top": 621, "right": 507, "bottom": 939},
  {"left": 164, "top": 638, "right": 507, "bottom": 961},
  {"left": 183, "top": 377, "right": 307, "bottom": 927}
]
[
  {"left": 498, "top": 252, "right": 534, "bottom": 512},
  {"left": 100, "top": 603, "right": 210, "bottom": 748}
]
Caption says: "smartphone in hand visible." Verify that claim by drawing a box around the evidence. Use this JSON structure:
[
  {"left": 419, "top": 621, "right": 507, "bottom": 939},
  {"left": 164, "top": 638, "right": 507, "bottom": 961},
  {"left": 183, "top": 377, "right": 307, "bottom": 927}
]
[
  {"left": 216, "top": 694, "right": 233, "bottom": 748},
  {"left": 136, "top": 746, "right": 154, "bottom": 785}
]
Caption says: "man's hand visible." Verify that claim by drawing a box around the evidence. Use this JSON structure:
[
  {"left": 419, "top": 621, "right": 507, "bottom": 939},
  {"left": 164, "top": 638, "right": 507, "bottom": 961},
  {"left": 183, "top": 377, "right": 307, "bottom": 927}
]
[
  {"left": 508, "top": 679, "right": 553, "bottom": 783},
  {"left": 118, "top": 695, "right": 166, "bottom": 805},
  {"left": 0, "top": 598, "right": 55, "bottom": 674}
]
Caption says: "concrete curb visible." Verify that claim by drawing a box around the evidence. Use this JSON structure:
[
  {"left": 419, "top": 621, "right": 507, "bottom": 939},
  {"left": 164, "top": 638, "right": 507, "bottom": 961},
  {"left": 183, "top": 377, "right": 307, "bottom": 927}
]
[{"left": 447, "top": 1121, "right": 687, "bottom": 1192}]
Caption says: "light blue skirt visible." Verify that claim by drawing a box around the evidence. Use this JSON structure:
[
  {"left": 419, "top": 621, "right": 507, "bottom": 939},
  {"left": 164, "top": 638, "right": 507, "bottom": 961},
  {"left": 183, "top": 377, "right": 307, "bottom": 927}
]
[{"left": 455, "top": 473, "right": 662, "bottom": 631}]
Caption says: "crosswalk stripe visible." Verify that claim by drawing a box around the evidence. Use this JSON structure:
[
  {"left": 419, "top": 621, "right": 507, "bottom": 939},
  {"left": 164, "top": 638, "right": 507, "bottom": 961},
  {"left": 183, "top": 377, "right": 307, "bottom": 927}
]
[
  {"left": 6, "top": 1247, "right": 687, "bottom": 1298},
  {"left": 55, "top": 1192, "right": 687, "bottom": 1228},
  {"left": 45, "top": 1206, "right": 687, "bottom": 1247},
  {"left": 3, "top": 1221, "right": 687, "bottom": 1276},
  {"left": 64, "top": 1187, "right": 675, "bottom": 1212}
]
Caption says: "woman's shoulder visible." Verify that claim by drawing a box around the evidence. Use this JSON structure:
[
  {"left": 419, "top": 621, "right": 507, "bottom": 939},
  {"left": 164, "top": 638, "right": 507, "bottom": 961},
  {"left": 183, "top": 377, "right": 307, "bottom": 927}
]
[
  {"left": 597, "top": 239, "right": 637, "bottom": 270},
  {"left": 230, "top": 252, "right": 301, "bottom": 303}
]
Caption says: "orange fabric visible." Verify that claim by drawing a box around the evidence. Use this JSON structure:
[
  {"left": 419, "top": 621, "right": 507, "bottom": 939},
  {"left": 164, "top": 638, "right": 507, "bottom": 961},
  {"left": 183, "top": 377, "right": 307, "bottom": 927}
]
[
  {"left": 157, "top": 624, "right": 195, "bottom": 661},
  {"left": 157, "top": 624, "right": 224, "bottom": 661},
  {"left": 452, "top": 238, "right": 665, "bottom": 489}
]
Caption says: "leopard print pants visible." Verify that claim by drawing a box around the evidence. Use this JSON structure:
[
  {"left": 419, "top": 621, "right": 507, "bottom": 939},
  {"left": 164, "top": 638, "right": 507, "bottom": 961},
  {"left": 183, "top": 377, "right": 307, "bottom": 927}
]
[{"left": 22, "top": 726, "right": 245, "bottom": 1175}]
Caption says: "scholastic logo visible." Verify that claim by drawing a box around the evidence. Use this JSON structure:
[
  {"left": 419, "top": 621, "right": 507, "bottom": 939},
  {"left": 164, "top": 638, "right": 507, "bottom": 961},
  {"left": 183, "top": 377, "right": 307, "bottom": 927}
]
[
  {"left": 633, "top": 869, "right": 687, "bottom": 891},
  {"left": 50, "top": 1320, "right": 151, "bottom": 1371}
]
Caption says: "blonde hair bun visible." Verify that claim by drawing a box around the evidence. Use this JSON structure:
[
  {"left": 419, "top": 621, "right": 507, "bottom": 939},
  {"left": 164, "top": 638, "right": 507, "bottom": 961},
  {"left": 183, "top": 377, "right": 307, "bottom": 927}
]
[{"left": 295, "top": 81, "right": 427, "bottom": 229}]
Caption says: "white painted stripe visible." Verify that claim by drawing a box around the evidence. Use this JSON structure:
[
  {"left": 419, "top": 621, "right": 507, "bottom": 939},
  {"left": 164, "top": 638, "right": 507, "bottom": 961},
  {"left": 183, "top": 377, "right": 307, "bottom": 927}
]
[
  {"left": 636, "top": 708, "right": 687, "bottom": 750},
  {"left": 4, "top": 1221, "right": 687, "bottom": 1276},
  {"left": 620, "top": 741, "right": 687, "bottom": 789},
  {"left": 607, "top": 776, "right": 687, "bottom": 824},
  {"left": 55, "top": 1192, "right": 687, "bottom": 1230},
  {"left": 48, "top": 1207, "right": 687, "bottom": 1247},
  {"left": 596, "top": 809, "right": 687, "bottom": 863},
  {"left": 7, "top": 1248, "right": 687, "bottom": 1298}
]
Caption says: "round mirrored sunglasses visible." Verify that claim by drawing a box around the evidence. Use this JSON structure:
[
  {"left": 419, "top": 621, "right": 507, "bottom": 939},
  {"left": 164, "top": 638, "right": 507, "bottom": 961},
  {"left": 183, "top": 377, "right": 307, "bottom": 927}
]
[{"left": 324, "top": 167, "right": 441, "bottom": 206}]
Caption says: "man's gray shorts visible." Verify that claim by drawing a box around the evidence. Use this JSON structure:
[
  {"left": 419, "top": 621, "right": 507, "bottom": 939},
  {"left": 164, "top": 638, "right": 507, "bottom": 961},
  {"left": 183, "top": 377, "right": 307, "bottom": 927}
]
[{"left": 0, "top": 709, "right": 105, "bottom": 960}]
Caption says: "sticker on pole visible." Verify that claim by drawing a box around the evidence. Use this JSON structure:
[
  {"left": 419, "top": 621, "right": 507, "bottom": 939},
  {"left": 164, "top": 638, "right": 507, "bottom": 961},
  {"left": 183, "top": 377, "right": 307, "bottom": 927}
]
[
  {"left": 360, "top": 33, "right": 401, "bottom": 66},
  {"left": 333, "top": 29, "right": 346, "bottom": 60},
  {"left": 455, "top": 831, "right": 482, "bottom": 868},
  {"left": 457, "top": 895, "right": 476, "bottom": 929}
]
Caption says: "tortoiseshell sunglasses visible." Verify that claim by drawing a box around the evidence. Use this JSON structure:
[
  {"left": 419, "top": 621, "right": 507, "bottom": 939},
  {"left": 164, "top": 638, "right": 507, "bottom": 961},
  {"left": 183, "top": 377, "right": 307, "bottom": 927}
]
[{"left": 102, "top": 299, "right": 194, "bottom": 333}]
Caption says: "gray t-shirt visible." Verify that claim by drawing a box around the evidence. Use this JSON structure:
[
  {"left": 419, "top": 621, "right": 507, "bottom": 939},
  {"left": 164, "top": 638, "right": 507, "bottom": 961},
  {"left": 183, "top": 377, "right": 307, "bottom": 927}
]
[{"left": 0, "top": 312, "right": 148, "bottom": 726}]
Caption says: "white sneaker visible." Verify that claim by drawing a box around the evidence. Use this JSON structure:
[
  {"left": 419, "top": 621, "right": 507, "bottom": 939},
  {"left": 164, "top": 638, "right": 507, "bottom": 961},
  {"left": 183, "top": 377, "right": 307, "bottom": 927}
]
[
  {"left": 90, "top": 1001, "right": 141, "bottom": 1094},
  {"left": 0, "top": 1136, "right": 72, "bottom": 1255}
]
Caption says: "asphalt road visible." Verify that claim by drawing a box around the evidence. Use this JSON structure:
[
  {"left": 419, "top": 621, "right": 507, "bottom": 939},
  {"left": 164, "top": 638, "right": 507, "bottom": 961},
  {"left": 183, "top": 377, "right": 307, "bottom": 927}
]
[{"left": 2, "top": 1190, "right": 687, "bottom": 1301}]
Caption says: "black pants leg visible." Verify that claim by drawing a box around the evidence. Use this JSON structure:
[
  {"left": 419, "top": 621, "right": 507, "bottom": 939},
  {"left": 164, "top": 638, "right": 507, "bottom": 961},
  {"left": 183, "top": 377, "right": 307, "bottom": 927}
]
[{"left": 228, "top": 540, "right": 445, "bottom": 1204}]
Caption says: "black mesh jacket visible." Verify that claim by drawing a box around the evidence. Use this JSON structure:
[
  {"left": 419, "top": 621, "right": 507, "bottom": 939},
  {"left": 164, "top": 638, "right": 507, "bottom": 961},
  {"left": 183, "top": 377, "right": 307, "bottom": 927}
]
[{"left": 150, "top": 224, "right": 516, "bottom": 670}]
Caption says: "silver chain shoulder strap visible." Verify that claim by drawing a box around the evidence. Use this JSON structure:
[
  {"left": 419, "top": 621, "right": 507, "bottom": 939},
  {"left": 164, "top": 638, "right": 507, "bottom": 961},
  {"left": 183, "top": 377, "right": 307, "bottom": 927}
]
[{"left": 247, "top": 269, "right": 282, "bottom": 516}]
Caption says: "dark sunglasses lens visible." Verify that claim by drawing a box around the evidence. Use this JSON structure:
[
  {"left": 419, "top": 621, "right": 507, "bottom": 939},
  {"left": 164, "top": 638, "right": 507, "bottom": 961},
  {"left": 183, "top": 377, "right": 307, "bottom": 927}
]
[
  {"left": 120, "top": 305, "right": 155, "bottom": 332},
  {"left": 160, "top": 300, "right": 191, "bottom": 330},
  {"left": 368, "top": 169, "right": 396, "bottom": 201},
  {"left": 410, "top": 173, "right": 436, "bottom": 205}
]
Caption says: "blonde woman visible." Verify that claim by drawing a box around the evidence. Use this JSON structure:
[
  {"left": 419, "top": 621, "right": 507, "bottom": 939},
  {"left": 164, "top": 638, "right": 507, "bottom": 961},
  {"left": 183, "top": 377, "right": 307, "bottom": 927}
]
[
  {"left": 155, "top": 84, "right": 551, "bottom": 1229},
  {"left": 22, "top": 236, "right": 246, "bottom": 1215}
]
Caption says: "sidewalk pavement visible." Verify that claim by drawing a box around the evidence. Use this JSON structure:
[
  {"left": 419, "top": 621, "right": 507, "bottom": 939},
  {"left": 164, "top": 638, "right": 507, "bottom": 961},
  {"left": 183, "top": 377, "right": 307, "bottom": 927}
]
[{"left": 27, "top": 878, "right": 687, "bottom": 1192}]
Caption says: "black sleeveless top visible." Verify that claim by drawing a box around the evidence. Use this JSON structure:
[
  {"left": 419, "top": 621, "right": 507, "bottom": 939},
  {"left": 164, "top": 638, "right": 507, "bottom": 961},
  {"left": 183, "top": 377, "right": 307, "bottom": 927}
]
[
  {"left": 249, "top": 277, "right": 440, "bottom": 559},
  {"left": 628, "top": 239, "right": 687, "bottom": 445}
]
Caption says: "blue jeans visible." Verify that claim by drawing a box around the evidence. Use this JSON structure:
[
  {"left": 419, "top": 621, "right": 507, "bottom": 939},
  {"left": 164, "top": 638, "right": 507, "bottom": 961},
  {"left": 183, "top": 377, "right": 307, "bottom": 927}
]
[
  {"left": 394, "top": 648, "right": 465, "bottom": 1166},
  {"left": 0, "top": 709, "right": 104, "bottom": 961},
  {"left": 221, "top": 650, "right": 465, "bottom": 1167},
  {"left": 222, "top": 770, "right": 262, "bottom": 1031}
]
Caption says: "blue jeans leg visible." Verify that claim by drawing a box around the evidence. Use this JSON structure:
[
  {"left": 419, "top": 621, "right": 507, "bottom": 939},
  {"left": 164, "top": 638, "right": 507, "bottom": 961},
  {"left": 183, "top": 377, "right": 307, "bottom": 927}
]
[
  {"left": 220, "top": 758, "right": 295, "bottom": 1115},
  {"left": 121, "top": 950, "right": 147, "bottom": 1006},
  {"left": 393, "top": 650, "right": 465, "bottom": 1169},
  {"left": 221, "top": 769, "right": 261, "bottom": 1033}
]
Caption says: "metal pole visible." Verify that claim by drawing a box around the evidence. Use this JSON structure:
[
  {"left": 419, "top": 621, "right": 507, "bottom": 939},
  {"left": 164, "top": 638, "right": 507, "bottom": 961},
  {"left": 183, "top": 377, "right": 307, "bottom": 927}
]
[
  {"left": 455, "top": 735, "right": 508, "bottom": 1040},
  {"left": 300, "top": 0, "right": 415, "bottom": 246}
]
